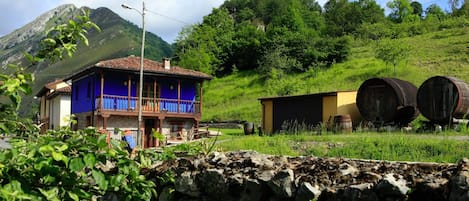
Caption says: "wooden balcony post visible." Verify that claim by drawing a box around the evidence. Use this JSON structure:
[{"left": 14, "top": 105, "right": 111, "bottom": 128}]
[
  {"left": 177, "top": 80, "right": 181, "bottom": 113},
  {"left": 137, "top": 79, "right": 140, "bottom": 111},
  {"left": 128, "top": 75, "right": 131, "bottom": 111},
  {"left": 199, "top": 82, "right": 203, "bottom": 114},
  {"left": 158, "top": 81, "right": 161, "bottom": 112},
  {"left": 100, "top": 72, "right": 104, "bottom": 111},
  {"left": 153, "top": 80, "right": 157, "bottom": 112}
]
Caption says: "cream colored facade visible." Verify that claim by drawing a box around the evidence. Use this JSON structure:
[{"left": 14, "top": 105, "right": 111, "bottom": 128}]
[
  {"left": 36, "top": 80, "right": 71, "bottom": 131},
  {"left": 49, "top": 95, "right": 71, "bottom": 129}
]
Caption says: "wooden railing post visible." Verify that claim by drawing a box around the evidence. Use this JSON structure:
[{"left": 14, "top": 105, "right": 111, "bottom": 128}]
[
  {"left": 177, "top": 80, "right": 181, "bottom": 113},
  {"left": 100, "top": 73, "right": 104, "bottom": 111}
]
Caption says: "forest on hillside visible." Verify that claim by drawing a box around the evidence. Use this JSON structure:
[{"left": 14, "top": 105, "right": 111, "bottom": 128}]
[{"left": 172, "top": 0, "right": 469, "bottom": 79}]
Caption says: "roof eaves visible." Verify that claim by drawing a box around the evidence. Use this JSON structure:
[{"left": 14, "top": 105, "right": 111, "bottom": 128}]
[{"left": 258, "top": 91, "right": 347, "bottom": 101}]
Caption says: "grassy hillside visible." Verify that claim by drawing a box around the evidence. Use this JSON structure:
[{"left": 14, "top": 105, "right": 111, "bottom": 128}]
[{"left": 202, "top": 27, "right": 469, "bottom": 123}]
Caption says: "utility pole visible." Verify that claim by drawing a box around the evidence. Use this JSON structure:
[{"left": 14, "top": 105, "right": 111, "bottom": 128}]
[{"left": 122, "top": 0, "right": 146, "bottom": 147}]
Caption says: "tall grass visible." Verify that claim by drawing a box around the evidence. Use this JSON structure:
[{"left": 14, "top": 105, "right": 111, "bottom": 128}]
[{"left": 214, "top": 130, "right": 469, "bottom": 163}]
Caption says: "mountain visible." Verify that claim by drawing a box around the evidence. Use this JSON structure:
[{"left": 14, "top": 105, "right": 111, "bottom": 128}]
[{"left": 0, "top": 4, "right": 173, "bottom": 116}]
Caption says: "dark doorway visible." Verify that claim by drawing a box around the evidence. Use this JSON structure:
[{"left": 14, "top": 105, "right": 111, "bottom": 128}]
[{"left": 144, "top": 119, "right": 156, "bottom": 148}]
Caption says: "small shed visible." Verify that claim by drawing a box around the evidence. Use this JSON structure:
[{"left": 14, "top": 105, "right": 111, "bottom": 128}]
[{"left": 258, "top": 91, "right": 361, "bottom": 134}]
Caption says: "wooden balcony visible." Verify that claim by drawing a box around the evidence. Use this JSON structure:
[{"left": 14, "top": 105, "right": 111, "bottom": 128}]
[{"left": 96, "top": 95, "right": 201, "bottom": 117}]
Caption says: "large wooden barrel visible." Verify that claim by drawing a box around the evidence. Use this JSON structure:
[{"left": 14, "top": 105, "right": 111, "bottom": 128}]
[
  {"left": 356, "top": 78, "right": 419, "bottom": 125},
  {"left": 417, "top": 76, "right": 469, "bottom": 124}
]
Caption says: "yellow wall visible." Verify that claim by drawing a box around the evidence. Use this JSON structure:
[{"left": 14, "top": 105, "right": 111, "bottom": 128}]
[
  {"left": 322, "top": 96, "right": 337, "bottom": 127},
  {"left": 262, "top": 100, "right": 273, "bottom": 134},
  {"left": 337, "top": 91, "right": 362, "bottom": 124}
]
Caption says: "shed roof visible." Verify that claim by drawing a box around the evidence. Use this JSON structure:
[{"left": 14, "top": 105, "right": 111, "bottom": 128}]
[
  {"left": 65, "top": 56, "right": 212, "bottom": 81},
  {"left": 258, "top": 90, "right": 356, "bottom": 101}
]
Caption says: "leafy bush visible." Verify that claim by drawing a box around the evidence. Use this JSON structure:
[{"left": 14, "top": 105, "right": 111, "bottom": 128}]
[
  {"left": 0, "top": 128, "right": 160, "bottom": 200},
  {"left": 0, "top": 8, "right": 169, "bottom": 201}
]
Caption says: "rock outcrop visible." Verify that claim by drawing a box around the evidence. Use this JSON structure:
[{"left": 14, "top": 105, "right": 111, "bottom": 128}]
[{"left": 152, "top": 151, "right": 469, "bottom": 201}]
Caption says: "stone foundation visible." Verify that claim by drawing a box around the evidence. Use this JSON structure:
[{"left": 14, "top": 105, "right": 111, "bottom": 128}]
[{"left": 152, "top": 151, "right": 469, "bottom": 201}]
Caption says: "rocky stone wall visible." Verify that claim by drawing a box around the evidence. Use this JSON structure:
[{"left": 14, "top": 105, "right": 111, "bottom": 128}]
[{"left": 152, "top": 151, "right": 469, "bottom": 201}]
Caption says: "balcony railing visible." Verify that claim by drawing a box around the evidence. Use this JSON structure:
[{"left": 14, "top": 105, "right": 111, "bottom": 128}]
[{"left": 96, "top": 95, "right": 200, "bottom": 114}]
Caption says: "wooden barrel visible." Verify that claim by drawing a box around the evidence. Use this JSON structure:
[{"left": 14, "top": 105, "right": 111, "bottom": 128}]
[
  {"left": 244, "top": 122, "right": 255, "bottom": 135},
  {"left": 417, "top": 76, "right": 469, "bottom": 125},
  {"left": 333, "top": 114, "right": 352, "bottom": 133},
  {"left": 356, "top": 78, "right": 419, "bottom": 126}
]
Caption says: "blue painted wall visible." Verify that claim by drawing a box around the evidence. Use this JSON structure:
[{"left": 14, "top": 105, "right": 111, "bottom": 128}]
[
  {"left": 102, "top": 72, "right": 137, "bottom": 97},
  {"left": 71, "top": 71, "right": 198, "bottom": 114},
  {"left": 72, "top": 75, "right": 98, "bottom": 114},
  {"left": 160, "top": 80, "right": 196, "bottom": 101}
]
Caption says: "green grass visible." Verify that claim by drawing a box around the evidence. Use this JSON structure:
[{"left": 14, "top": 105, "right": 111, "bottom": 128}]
[
  {"left": 211, "top": 129, "right": 469, "bottom": 163},
  {"left": 203, "top": 70, "right": 268, "bottom": 122},
  {"left": 202, "top": 27, "right": 469, "bottom": 123}
]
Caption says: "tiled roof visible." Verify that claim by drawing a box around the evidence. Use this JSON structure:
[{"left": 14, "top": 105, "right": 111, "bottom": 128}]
[
  {"left": 258, "top": 90, "right": 357, "bottom": 101},
  {"left": 36, "top": 80, "right": 71, "bottom": 97},
  {"left": 44, "top": 79, "right": 64, "bottom": 90},
  {"left": 55, "top": 86, "right": 71, "bottom": 93},
  {"left": 94, "top": 56, "right": 212, "bottom": 80}
]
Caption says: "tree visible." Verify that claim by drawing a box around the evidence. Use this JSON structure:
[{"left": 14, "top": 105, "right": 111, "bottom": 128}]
[
  {"left": 449, "top": 0, "right": 463, "bottom": 13},
  {"left": 174, "top": 8, "right": 234, "bottom": 75},
  {"left": 375, "top": 39, "right": 411, "bottom": 74},
  {"left": 324, "top": 0, "right": 351, "bottom": 36},
  {"left": 454, "top": 0, "right": 469, "bottom": 16},
  {"left": 174, "top": 0, "right": 351, "bottom": 76},
  {"left": 410, "top": 1, "right": 423, "bottom": 18},
  {"left": 0, "top": 9, "right": 100, "bottom": 136},
  {"left": 425, "top": 4, "right": 446, "bottom": 20},
  {"left": 356, "top": 0, "right": 386, "bottom": 24},
  {"left": 324, "top": 0, "right": 385, "bottom": 36},
  {"left": 387, "top": 0, "right": 414, "bottom": 23}
]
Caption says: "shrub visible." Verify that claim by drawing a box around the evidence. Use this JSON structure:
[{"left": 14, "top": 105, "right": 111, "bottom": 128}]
[{"left": 0, "top": 127, "right": 159, "bottom": 200}]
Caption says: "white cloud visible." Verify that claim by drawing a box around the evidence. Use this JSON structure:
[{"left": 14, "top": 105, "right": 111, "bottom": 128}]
[
  {"left": 0, "top": 0, "right": 224, "bottom": 43},
  {"left": 59, "top": 0, "right": 225, "bottom": 43}
]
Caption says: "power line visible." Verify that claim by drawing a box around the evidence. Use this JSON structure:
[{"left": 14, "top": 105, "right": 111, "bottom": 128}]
[{"left": 146, "top": 10, "right": 190, "bottom": 25}]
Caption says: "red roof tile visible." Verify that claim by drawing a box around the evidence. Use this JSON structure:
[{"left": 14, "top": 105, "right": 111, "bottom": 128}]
[
  {"left": 55, "top": 86, "right": 71, "bottom": 93},
  {"left": 44, "top": 79, "right": 64, "bottom": 90},
  {"left": 95, "top": 56, "right": 212, "bottom": 80},
  {"left": 36, "top": 80, "right": 71, "bottom": 97}
]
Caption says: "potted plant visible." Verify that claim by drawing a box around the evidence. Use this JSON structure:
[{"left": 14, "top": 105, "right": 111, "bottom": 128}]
[{"left": 152, "top": 128, "right": 165, "bottom": 146}]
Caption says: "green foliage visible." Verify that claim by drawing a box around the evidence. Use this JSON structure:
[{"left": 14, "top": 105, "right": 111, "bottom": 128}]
[
  {"left": 0, "top": 65, "right": 35, "bottom": 133},
  {"left": 174, "top": 0, "right": 351, "bottom": 76},
  {"left": 410, "top": 1, "right": 423, "bottom": 18},
  {"left": 36, "top": 9, "right": 101, "bottom": 62},
  {"left": 425, "top": 4, "right": 447, "bottom": 21},
  {"left": 152, "top": 128, "right": 165, "bottom": 142},
  {"left": 174, "top": 8, "right": 234, "bottom": 75},
  {"left": 0, "top": 127, "right": 159, "bottom": 200},
  {"left": 0, "top": 8, "right": 98, "bottom": 136},
  {"left": 203, "top": 26, "right": 469, "bottom": 122},
  {"left": 387, "top": 0, "right": 414, "bottom": 23},
  {"left": 374, "top": 39, "right": 411, "bottom": 74},
  {"left": 215, "top": 132, "right": 469, "bottom": 163},
  {"left": 324, "top": 0, "right": 385, "bottom": 37}
]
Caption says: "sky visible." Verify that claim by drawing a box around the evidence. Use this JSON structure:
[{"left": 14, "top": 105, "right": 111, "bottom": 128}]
[{"left": 0, "top": 0, "right": 451, "bottom": 44}]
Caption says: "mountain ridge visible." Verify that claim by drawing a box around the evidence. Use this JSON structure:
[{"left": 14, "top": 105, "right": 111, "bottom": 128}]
[{"left": 0, "top": 4, "right": 174, "bottom": 116}]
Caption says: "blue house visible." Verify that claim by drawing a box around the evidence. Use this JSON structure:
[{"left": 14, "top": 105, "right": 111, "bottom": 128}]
[{"left": 65, "top": 56, "right": 212, "bottom": 148}]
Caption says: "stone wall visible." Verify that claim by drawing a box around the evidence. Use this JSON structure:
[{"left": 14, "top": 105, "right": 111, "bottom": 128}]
[{"left": 152, "top": 151, "right": 469, "bottom": 201}]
